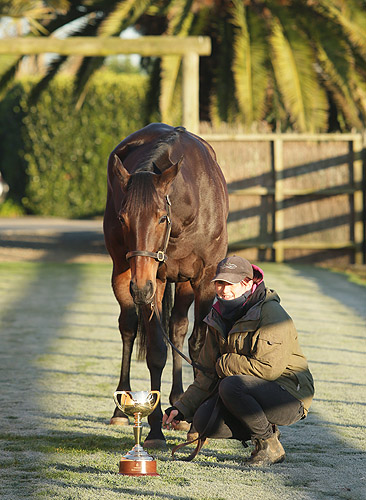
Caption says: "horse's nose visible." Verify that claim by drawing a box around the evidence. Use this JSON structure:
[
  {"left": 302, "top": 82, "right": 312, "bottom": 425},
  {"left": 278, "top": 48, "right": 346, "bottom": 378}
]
[{"left": 130, "top": 279, "right": 154, "bottom": 304}]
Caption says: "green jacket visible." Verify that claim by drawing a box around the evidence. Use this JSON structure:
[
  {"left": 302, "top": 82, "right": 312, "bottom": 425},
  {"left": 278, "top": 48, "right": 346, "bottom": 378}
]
[{"left": 174, "top": 288, "right": 314, "bottom": 421}]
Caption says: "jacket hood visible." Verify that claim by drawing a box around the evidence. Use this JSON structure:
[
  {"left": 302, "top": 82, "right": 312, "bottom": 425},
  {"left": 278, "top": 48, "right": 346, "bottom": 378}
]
[
  {"left": 206, "top": 285, "right": 281, "bottom": 337},
  {"left": 252, "top": 264, "right": 264, "bottom": 284}
]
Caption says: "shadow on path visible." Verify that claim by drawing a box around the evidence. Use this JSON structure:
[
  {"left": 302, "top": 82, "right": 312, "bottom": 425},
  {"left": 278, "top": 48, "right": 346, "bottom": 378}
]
[{"left": 0, "top": 262, "right": 86, "bottom": 499}]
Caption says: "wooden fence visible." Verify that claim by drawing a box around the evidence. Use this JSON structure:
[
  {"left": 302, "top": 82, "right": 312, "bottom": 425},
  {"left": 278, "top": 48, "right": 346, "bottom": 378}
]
[{"left": 203, "top": 133, "right": 365, "bottom": 264}]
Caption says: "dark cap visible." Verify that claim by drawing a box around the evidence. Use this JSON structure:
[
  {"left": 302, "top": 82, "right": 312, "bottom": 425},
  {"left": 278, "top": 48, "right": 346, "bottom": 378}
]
[{"left": 212, "top": 255, "right": 253, "bottom": 284}]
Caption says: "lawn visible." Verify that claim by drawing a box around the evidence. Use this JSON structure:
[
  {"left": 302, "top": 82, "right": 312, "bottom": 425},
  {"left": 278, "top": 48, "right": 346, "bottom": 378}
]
[{"left": 0, "top": 262, "right": 365, "bottom": 500}]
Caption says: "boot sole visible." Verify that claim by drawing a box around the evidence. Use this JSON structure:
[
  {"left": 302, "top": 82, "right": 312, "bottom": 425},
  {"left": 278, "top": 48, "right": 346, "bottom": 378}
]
[{"left": 245, "top": 453, "right": 286, "bottom": 466}]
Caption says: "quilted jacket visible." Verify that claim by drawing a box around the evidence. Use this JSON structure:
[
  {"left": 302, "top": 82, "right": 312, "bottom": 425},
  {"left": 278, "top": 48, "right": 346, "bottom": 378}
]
[{"left": 174, "top": 281, "right": 314, "bottom": 421}]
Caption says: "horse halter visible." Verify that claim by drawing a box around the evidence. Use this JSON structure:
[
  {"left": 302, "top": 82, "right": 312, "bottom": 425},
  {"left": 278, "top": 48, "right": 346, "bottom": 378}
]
[{"left": 126, "top": 195, "right": 172, "bottom": 264}]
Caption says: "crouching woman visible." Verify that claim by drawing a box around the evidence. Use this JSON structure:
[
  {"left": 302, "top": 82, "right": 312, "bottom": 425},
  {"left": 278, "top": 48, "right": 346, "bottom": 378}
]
[{"left": 163, "top": 255, "right": 314, "bottom": 466}]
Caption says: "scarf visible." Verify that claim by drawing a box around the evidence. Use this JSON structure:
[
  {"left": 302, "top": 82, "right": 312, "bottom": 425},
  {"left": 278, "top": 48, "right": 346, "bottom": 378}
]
[{"left": 215, "top": 281, "right": 266, "bottom": 336}]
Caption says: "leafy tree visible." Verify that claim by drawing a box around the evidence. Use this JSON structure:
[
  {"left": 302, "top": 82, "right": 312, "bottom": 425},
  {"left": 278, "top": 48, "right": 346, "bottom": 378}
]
[{"left": 1, "top": 0, "right": 366, "bottom": 132}]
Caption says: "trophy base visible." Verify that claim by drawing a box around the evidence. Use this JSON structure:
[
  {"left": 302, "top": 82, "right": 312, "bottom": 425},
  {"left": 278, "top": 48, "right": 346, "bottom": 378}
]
[{"left": 119, "top": 458, "right": 159, "bottom": 476}]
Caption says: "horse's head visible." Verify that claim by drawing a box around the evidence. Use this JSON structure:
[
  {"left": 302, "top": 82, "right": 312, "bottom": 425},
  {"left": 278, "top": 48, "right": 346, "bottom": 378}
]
[{"left": 112, "top": 154, "right": 182, "bottom": 305}]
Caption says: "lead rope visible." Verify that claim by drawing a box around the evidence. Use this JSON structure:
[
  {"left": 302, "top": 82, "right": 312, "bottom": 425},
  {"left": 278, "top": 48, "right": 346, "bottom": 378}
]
[
  {"left": 130, "top": 194, "right": 218, "bottom": 460},
  {"left": 152, "top": 296, "right": 218, "bottom": 462},
  {"left": 171, "top": 382, "right": 221, "bottom": 461},
  {"left": 152, "top": 296, "right": 214, "bottom": 376}
]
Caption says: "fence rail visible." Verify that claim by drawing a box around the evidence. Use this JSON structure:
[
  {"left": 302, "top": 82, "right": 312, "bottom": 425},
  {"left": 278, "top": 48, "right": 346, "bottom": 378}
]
[{"left": 203, "top": 133, "right": 365, "bottom": 264}]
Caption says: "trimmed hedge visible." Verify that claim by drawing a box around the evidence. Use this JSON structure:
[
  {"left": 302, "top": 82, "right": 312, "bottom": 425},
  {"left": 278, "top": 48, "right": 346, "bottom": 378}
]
[{"left": 0, "top": 71, "right": 149, "bottom": 217}]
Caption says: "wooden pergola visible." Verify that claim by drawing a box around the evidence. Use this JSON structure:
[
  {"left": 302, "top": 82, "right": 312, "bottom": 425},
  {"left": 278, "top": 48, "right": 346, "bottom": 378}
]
[{"left": 0, "top": 36, "right": 211, "bottom": 133}]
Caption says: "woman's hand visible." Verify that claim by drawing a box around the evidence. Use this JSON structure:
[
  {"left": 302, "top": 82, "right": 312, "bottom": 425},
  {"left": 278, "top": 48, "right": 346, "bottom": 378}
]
[{"left": 162, "top": 407, "right": 181, "bottom": 430}]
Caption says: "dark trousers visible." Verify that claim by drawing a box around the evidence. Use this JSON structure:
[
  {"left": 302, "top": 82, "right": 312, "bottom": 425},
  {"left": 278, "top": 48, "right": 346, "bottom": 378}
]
[{"left": 193, "top": 375, "right": 305, "bottom": 441}]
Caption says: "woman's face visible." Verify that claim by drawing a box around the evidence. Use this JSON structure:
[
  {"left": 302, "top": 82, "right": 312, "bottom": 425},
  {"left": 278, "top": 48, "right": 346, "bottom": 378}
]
[{"left": 214, "top": 280, "right": 253, "bottom": 300}]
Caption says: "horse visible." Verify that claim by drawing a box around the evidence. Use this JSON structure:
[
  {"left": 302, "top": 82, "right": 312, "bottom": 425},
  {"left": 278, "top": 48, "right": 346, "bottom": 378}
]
[{"left": 103, "top": 123, "right": 228, "bottom": 447}]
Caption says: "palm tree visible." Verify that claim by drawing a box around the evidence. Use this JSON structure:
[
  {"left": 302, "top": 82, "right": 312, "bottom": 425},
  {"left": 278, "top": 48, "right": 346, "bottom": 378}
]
[
  {"left": 0, "top": 0, "right": 70, "bottom": 35},
  {"left": 1, "top": 0, "right": 366, "bottom": 132},
  {"left": 148, "top": 0, "right": 366, "bottom": 132}
]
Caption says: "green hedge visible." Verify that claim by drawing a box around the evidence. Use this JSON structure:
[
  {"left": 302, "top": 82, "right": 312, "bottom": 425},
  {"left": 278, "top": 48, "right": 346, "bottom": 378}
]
[{"left": 0, "top": 71, "right": 149, "bottom": 218}]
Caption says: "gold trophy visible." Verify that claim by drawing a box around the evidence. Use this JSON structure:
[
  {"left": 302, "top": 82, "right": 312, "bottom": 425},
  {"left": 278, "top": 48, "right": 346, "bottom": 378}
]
[{"left": 113, "top": 390, "right": 160, "bottom": 476}]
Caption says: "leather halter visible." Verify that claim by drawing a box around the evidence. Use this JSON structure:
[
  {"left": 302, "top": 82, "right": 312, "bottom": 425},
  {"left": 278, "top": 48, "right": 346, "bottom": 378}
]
[{"left": 126, "top": 195, "right": 172, "bottom": 264}]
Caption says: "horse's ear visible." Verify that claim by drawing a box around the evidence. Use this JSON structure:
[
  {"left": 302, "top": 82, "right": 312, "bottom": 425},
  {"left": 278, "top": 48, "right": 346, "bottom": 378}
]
[
  {"left": 158, "top": 156, "right": 183, "bottom": 192},
  {"left": 112, "top": 154, "right": 130, "bottom": 190},
  {"left": 152, "top": 162, "right": 162, "bottom": 175}
]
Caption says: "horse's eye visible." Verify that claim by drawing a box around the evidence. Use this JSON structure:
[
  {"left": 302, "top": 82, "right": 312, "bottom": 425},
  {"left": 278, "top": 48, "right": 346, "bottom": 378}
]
[
  {"left": 118, "top": 214, "right": 126, "bottom": 226},
  {"left": 158, "top": 216, "right": 167, "bottom": 224}
]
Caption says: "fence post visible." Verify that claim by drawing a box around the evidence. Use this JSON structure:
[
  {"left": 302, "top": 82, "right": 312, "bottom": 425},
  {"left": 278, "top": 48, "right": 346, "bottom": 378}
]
[
  {"left": 182, "top": 52, "right": 199, "bottom": 134},
  {"left": 274, "top": 137, "right": 285, "bottom": 263},
  {"left": 352, "top": 136, "right": 365, "bottom": 264}
]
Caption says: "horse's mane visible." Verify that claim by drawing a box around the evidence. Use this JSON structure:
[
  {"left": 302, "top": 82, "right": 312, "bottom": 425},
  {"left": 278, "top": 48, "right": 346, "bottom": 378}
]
[
  {"left": 136, "top": 127, "right": 185, "bottom": 173},
  {"left": 121, "top": 127, "right": 185, "bottom": 215}
]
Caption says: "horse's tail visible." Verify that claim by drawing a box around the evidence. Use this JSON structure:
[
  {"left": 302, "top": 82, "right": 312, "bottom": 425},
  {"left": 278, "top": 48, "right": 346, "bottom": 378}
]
[{"left": 136, "top": 283, "right": 174, "bottom": 360}]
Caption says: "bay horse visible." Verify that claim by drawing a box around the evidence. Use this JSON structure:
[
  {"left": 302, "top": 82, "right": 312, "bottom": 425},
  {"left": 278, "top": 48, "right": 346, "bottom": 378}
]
[{"left": 103, "top": 123, "right": 228, "bottom": 447}]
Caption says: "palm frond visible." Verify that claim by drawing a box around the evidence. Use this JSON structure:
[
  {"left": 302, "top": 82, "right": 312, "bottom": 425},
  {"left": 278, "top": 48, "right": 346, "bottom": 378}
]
[
  {"left": 27, "top": 55, "right": 67, "bottom": 106},
  {"left": 210, "top": 12, "right": 237, "bottom": 124},
  {"left": 269, "top": 13, "right": 327, "bottom": 132},
  {"left": 44, "top": 1, "right": 70, "bottom": 12},
  {"left": 26, "top": 16, "right": 51, "bottom": 35},
  {"left": 160, "top": 0, "right": 195, "bottom": 123},
  {"left": 316, "top": 41, "right": 363, "bottom": 129},
  {"left": 165, "top": 0, "right": 193, "bottom": 35},
  {"left": 350, "top": 69, "right": 366, "bottom": 124},
  {"left": 73, "top": 56, "right": 104, "bottom": 109},
  {"left": 38, "top": 6, "right": 91, "bottom": 36},
  {"left": 0, "top": 0, "right": 69, "bottom": 35},
  {"left": 22, "top": 11, "right": 103, "bottom": 107},
  {"left": 0, "top": 56, "right": 23, "bottom": 94},
  {"left": 98, "top": 0, "right": 154, "bottom": 36},
  {"left": 316, "top": 0, "right": 366, "bottom": 55},
  {"left": 231, "top": 0, "right": 269, "bottom": 127},
  {"left": 309, "top": 9, "right": 364, "bottom": 130},
  {"left": 189, "top": 3, "right": 211, "bottom": 35}
]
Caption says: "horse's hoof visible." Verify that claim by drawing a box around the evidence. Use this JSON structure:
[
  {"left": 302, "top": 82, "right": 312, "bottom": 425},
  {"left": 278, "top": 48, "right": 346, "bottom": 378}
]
[
  {"left": 175, "top": 421, "right": 191, "bottom": 432},
  {"left": 187, "top": 431, "right": 199, "bottom": 441},
  {"left": 143, "top": 439, "right": 167, "bottom": 450},
  {"left": 109, "top": 416, "right": 129, "bottom": 426},
  {"left": 187, "top": 432, "right": 209, "bottom": 446}
]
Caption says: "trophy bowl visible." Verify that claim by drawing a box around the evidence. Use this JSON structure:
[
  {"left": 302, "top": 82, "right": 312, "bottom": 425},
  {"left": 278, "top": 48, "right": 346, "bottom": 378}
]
[{"left": 113, "top": 390, "right": 160, "bottom": 476}]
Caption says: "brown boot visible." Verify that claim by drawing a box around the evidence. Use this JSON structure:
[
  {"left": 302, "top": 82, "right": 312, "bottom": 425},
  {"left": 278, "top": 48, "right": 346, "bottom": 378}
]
[{"left": 246, "top": 432, "right": 285, "bottom": 466}]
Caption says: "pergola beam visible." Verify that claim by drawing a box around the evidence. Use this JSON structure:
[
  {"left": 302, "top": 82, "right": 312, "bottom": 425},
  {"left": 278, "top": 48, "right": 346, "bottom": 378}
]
[
  {"left": 0, "top": 36, "right": 211, "bottom": 133},
  {"left": 0, "top": 36, "right": 211, "bottom": 57}
]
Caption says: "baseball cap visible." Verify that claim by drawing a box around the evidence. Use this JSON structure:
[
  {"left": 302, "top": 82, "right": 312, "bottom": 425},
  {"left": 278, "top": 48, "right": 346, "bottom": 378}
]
[{"left": 212, "top": 255, "right": 253, "bottom": 284}]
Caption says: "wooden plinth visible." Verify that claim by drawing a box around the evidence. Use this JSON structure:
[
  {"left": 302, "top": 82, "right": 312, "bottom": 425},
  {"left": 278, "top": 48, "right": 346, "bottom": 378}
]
[{"left": 119, "top": 458, "right": 159, "bottom": 476}]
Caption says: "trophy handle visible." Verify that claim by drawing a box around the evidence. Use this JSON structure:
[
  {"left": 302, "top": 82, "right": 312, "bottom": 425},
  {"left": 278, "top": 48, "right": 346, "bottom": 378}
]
[
  {"left": 113, "top": 391, "right": 130, "bottom": 413},
  {"left": 149, "top": 391, "right": 160, "bottom": 413}
]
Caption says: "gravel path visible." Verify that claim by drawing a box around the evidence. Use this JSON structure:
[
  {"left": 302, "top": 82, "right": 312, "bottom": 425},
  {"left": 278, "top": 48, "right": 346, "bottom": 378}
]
[
  {"left": 0, "top": 218, "right": 365, "bottom": 499},
  {"left": 0, "top": 217, "right": 109, "bottom": 263}
]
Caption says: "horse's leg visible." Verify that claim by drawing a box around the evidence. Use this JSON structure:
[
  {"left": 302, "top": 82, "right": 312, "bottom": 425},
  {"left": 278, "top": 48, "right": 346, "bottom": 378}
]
[
  {"left": 110, "top": 268, "right": 138, "bottom": 425},
  {"left": 169, "top": 281, "right": 194, "bottom": 405},
  {"left": 166, "top": 281, "right": 194, "bottom": 433},
  {"left": 189, "top": 269, "right": 216, "bottom": 366},
  {"left": 143, "top": 280, "right": 168, "bottom": 449},
  {"left": 185, "top": 268, "right": 216, "bottom": 440}
]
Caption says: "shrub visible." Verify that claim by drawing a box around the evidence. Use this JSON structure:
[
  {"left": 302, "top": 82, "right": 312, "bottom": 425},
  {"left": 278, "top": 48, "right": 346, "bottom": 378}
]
[
  {"left": 0, "top": 198, "right": 25, "bottom": 216},
  {"left": 0, "top": 71, "right": 149, "bottom": 218}
]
